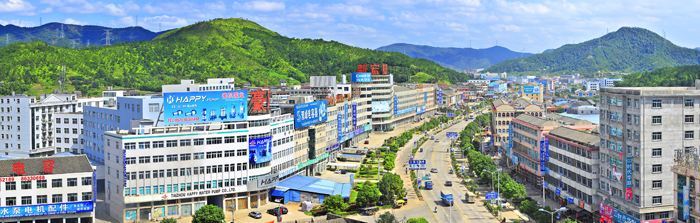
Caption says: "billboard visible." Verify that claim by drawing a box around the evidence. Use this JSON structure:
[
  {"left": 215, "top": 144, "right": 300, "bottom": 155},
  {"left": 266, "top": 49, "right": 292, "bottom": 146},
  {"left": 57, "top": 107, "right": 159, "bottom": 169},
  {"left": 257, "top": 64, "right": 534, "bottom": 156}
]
[
  {"left": 416, "top": 106, "right": 426, "bottom": 115},
  {"left": 352, "top": 102, "right": 357, "bottom": 127},
  {"left": 625, "top": 156, "right": 633, "bottom": 201},
  {"left": 163, "top": 90, "right": 248, "bottom": 125},
  {"left": 249, "top": 89, "right": 271, "bottom": 115},
  {"left": 249, "top": 136, "right": 272, "bottom": 164},
  {"left": 446, "top": 132, "right": 459, "bottom": 139},
  {"left": 522, "top": 85, "right": 540, "bottom": 94},
  {"left": 372, "top": 101, "right": 391, "bottom": 113},
  {"left": 437, "top": 89, "right": 444, "bottom": 105},
  {"left": 0, "top": 201, "right": 93, "bottom": 219},
  {"left": 351, "top": 72, "right": 372, "bottom": 83},
  {"left": 408, "top": 159, "right": 427, "bottom": 170},
  {"left": 294, "top": 100, "right": 328, "bottom": 129}
]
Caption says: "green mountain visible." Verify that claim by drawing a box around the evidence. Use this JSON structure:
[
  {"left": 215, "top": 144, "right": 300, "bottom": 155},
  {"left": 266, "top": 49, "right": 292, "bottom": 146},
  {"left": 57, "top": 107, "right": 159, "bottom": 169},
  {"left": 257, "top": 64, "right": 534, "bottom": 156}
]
[
  {"left": 0, "top": 22, "right": 160, "bottom": 48},
  {"left": 0, "top": 18, "right": 465, "bottom": 96},
  {"left": 377, "top": 43, "right": 531, "bottom": 71},
  {"left": 487, "top": 27, "right": 700, "bottom": 73},
  {"left": 618, "top": 65, "right": 700, "bottom": 87}
]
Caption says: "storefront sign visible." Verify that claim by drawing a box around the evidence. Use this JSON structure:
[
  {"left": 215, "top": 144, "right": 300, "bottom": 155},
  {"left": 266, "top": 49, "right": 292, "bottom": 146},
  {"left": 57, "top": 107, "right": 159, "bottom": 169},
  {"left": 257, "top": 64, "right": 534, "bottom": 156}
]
[
  {"left": 169, "top": 187, "right": 237, "bottom": 199},
  {"left": 352, "top": 102, "right": 357, "bottom": 128},
  {"left": 351, "top": 72, "right": 372, "bottom": 83},
  {"left": 248, "top": 89, "right": 271, "bottom": 115},
  {"left": 0, "top": 201, "right": 93, "bottom": 219},
  {"left": 625, "top": 156, "right": 633, "bottom": 201},
  {"left": 247, "top": 173, "right": 280, "bottom": 191},
  {"left": 293, "top": 100, "right": 328, "bottom": 129},
  {"left": 249, "top": 136, "right": 272, "bottom": 164},
  {"left": 163, "top": 90, "right": 248, "bottom": 125},
  {"left": 371, "top": 101, "right": 390, "bottom": 113},
  {"left": 337, "top": 113, "right": 343, "bottom": 142}
]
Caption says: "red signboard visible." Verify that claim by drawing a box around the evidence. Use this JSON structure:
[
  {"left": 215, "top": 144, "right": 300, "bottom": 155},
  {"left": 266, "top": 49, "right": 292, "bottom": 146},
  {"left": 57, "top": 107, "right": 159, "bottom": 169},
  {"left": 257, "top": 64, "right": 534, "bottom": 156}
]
[
  {"left": 43, "top": 159, "right": 55, "bottom": 174},
  {"left": 370, "top": 64, "right": 380, "bottom": 75},
  {"left": 248, "top": 89, "right": 270, "bottom": 115},
  {"left": 12, "top": 162, "right": 25, "bottom": 176},
  {"left": 625, "top": 188, "right": 633, "bottom": 201},
  {"left": 382, "top": 64, "right": 389, "bottom": 74},
  {"left": 357, "top": 64, "right": 368, "bottom": 72}
]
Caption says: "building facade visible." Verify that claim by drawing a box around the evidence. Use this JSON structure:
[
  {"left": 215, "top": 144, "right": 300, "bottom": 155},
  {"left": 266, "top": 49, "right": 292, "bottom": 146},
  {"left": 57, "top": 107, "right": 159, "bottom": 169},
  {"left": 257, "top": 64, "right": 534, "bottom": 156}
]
[
  {"left": 672, "top": 148, "right": 700, "bottom": 223},
  {"left": 510, "top": 114, "right": 559, "bottom": 184},
  {"left": 491, "top": 98, "right": 544, "bottom": 156}
]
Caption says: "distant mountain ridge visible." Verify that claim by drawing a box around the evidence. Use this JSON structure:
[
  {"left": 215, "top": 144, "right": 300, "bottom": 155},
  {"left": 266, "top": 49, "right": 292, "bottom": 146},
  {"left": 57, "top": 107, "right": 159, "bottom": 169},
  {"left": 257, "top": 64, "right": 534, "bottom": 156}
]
[
  {"left": 0, "top": 22, "right": 160, "bottom": 47},
  {"left": 487, "top": 27, "right": 700, "bottom": 73},
  {"left": 377, "top": 43, "right": 531, "bottom": 71}
]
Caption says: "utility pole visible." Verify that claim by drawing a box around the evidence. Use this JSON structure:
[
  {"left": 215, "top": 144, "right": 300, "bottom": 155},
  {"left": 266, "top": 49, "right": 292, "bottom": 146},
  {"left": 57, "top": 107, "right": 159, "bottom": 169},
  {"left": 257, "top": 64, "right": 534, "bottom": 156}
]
[{"left": 104, "top": 29, "right": 112, "bottom": 46}]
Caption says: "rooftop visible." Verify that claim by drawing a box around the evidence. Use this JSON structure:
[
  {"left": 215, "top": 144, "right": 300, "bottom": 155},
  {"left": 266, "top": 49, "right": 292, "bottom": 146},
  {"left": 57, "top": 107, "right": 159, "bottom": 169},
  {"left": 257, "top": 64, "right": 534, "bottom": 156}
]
[
  {"left": 274, "top": 175, "right": 352, "bottom": 198},
  {"left": 514, "top": 114, "right": 557, "bottom": 128},
  {"left": 0, "top": 155, "right": 93, "bottom": 177},
  {"left": 548, "top": 127, "right": 599, "bottom": 147}
]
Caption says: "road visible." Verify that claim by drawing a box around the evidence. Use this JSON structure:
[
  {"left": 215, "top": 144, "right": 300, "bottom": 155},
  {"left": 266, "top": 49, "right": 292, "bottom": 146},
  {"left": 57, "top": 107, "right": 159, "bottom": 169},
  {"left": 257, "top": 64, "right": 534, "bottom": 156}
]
[{"left": 414, "top": 118, "right": 497, "bottom": 223}]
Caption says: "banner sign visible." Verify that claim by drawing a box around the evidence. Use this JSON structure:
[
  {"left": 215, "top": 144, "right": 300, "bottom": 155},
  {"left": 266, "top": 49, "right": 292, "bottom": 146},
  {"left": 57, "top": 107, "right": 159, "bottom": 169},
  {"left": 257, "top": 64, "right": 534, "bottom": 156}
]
[
  {"left": 416, "top": 106, "right": 426, "bottom": 115},
  {"left": 408, "top": 159, "right": 427, "bottom": 170},
  {"left": 249, "top": 136, "right": 272, "bottom": 164},
  {"left": 485, "top": 192, "right": 499, "bottom": 200},
  {"left": 395, "top": 107, "right": 416, "bottom": 115},
  {"left": 0, "top": 201, "right": 93, "bottom": 219},
  {"left": 523, "top": 85, "right": 540, "bottom": 94},
  {"left": 507, "top": 123, "right": 513, "bottom": 163},
  {"left": 352, "top": 103, "right": 357, "bottom": 127},
  {"left": 612, "top": 209, "right": 639, "bottom": 223},
  {"left": 293, "top": 100, "right": 328, "bottom": 129},
  {"left": 163, "top": 90, "right": 248, "bottom": 125},
  {"left": 394, "top": 95, "right": 399, "bottom": 114},
  {"left": 372, "top": 101, "right": 391, "bottom": 113},
  {"left": 539, "top": 139, "right": 549, "bottom": 174},
  {"left": 351, "top": 72, "right": 372, "bottom": 83},
  {"left": 625, "top": 156, "right": 633, "bottom": 201},
  {"left": 446, "top": 132, "right": 459, "bottom": 139},
  {"left": 437, "top": 89, "right": 444, "bottom": 105},
  {"left": 337, "top": 113, "right": 343, "bottom": 142},
  {"left": 249, "top": 89, "right": 271, "bottom": 115}
]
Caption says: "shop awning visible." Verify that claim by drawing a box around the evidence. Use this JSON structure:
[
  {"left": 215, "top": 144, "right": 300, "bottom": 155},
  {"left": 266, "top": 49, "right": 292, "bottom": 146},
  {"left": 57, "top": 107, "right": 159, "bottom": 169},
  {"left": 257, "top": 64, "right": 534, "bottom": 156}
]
[{"left": 271, "top": 189, "right": 286, "bottom": 197}]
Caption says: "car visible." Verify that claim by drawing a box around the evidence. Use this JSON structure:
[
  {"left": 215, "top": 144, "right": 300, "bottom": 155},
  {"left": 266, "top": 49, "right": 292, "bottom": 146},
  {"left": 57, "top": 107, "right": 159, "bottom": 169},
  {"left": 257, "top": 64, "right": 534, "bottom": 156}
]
[
  {"left": 248, "top": 211, "right": 262, "bottom": 219},
  {"left": 445, "top": 181, "right": 453, "bottom": 186},
  {"left": 419, "top": 148, "right": 423, "bottom": 152},
  {"left": 340, "top": 169, "right": 347, "bottom": 174},
  {"left": 448, "top": 169, "right": 454, "bottom": 174},
  {"left": 267, "top": 206, "right": 289, "bottom": 216},
  {"left": 430, "top": 168, "right": 438, "bottom": 173}
]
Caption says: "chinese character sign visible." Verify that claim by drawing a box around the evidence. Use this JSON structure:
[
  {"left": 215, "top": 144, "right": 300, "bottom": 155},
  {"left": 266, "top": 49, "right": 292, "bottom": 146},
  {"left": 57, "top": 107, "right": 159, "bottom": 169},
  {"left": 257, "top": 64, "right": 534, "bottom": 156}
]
[
  {"left": 42, "top": 160, "right": 55, "bottom": 174},
  {"left": 625, "top": 156, "right": 633, "bottom": 201},
  {"left": 0, "top": 201, "right": 93, "bottom": 219},
  {"left": 293, "top": 100, "right": 328, "bottom": 129},
  {"left": 12, "top": 162, "right": 25, "bottom": 176},
  {"left": 163, "top": 90, "right": 249, "bottom": 125},
  {"left": 248, "top": 89, "right": 270, "bottom": 115}
]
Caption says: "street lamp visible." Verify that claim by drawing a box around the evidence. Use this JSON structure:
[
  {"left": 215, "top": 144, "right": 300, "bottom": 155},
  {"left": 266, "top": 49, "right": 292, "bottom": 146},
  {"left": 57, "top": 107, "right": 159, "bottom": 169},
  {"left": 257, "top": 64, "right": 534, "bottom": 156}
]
[
  {"left": 538, "top": 207, "right": 567, "bottom": 223},
  {"left": 486, "top": 168, "right": 502, "bottom": 216}
]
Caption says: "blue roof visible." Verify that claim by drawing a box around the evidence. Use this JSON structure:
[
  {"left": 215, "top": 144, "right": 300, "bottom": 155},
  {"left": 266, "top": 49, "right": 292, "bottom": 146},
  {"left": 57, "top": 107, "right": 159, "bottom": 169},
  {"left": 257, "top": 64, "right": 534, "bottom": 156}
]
[{"left": 276, "top": 175, "right": 352, "bottom": 198}]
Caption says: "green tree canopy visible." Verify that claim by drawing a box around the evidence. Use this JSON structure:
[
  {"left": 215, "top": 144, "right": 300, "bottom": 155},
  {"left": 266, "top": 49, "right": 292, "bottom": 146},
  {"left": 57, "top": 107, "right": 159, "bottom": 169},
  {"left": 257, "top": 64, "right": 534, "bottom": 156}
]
[
  {"left": 322, "top": 195, "right": 348, "bottom": 214},
  {"left": 192, "top": 205, "right": 225, "bottom": 223},
  {"left": 356, "top": 182, "right": 382, "bottom": 208},
  {"left": 406, "top": 217, "right": 429, "bottom": 223},
  {"left": 378, "top": 173, "right": 406, "bottom": 204},
  {"left": 376, "top": 212, "right": 398, "bottom": 223}
]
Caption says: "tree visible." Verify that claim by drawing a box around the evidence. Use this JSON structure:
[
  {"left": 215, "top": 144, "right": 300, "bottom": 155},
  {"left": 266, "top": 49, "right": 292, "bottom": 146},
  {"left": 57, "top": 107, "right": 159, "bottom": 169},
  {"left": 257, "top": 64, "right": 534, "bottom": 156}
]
[
  {"left": 192, "top": 205, "right": 225, "bottom": 223},
  {"left": 378, "top": 173, "right": 406, "bottom": 204},
  {"left": 322, "top": 195, "right": 348, "bottom": 214},
  {"left": 406, "top": 217, "right": 429, "bottom": 223},
  {"left": 162, "top": 219, "right": 177, "bottom": 223},
  {"left": 376, "top": 212, "right": 398, "bottom": 223},
  {"left": 562, "top": 218, "right": 579, "bottom": 223},
  {"left": 356, "top": 182, "right": 381, "bottom": 208}
]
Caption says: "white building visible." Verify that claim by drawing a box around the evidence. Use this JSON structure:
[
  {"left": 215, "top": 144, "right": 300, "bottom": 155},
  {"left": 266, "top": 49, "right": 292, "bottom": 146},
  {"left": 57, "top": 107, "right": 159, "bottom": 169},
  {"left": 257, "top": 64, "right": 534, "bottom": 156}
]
[
  {"left": 53, "top": 113, "right": 85, "bottom": 154},
  {"left": 0, "top": 93, "right": 103, "bottom": 157},
  {"left": 0, "top": 155, "right": 95, "bottom": 223},
  {"left": 103, "top": 112, "right": 294, "bottom": 222},
  {"left": 161, "top": 78, "right": 235, "bottom": 93},
  {"left": 586, "top": 81, "right": 600, "bottom": 91}
]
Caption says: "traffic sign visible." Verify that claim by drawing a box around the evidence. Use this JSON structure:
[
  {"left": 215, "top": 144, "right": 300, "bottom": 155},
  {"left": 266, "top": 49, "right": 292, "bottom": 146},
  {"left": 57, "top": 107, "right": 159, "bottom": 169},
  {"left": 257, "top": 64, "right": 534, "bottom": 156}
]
[
  {"left": 408, "top": 159, "right": 427, "bottom": 170},
  {"left": 485, "top": 192, "right": 499, "bottom": 200},
  {"left": 446, "top": 132, "right": 459, "bottom": 139}
]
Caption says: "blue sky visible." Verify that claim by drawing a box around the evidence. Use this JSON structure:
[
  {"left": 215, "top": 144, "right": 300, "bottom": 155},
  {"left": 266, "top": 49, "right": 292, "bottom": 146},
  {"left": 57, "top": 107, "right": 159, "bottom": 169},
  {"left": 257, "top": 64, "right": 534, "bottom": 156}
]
[{"left": 1, "top": 0, "right": 699, "bottom": 52}]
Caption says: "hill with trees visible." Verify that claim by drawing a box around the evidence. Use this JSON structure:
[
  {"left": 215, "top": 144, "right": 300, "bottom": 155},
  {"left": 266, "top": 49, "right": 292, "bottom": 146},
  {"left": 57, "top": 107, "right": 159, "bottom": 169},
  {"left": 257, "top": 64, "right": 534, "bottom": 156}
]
[
  {"left": 487, "top": 27, "right": 700, "bottom": 73},
  {"left": 0, "top": 22, "right": 159, "bottom": 48},
  {"left": 377, "top": 43, "right": 530, "bottom": 71},
  {"left": 0, "top": 18, "right": 466, "bottom": 96},
  {"left": 617, "top": 65, "right": 700, "bottom": 87}
]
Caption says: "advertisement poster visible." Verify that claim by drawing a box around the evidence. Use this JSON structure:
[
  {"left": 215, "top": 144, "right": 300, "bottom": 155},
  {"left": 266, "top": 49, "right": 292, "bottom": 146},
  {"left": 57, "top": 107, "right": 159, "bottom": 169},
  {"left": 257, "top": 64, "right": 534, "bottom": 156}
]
[
  {"left": 294, "top": 100, "right": 328, "bottom": 129},
  {"left": 249, "top": 136, "right": 272, "bottom": 164},
  {"left": 248, "top": 89, "right": 271, "bottom": 115},
  {"left": 337, "top": 113, "right": 343, "bottom": 142},
  {"left": 625, "top": 156, "right": 633, "bottom": 201},
  {"left": 523, "top": 85, "right": 541, "bottom": 94},
  {"left": 0, "top": 201, "right": 94, "bottom": 218},
  {"left": 372, "top": 101, "right": 391, "bottom": 113},
  {"left": 351, "top": 72, "right": 372, "bottom": 83},
  {"left": 352, "top": 102, "right": 357, "bottom": 127},
  {"left": 163, "top": 90, "right": 248, "bottom": 125}
]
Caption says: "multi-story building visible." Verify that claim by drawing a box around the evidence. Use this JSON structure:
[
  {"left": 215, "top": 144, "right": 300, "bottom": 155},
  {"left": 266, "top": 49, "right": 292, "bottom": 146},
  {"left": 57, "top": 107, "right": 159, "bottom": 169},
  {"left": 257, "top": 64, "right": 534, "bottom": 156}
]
[
  {"left": 672, "top": 148, "right": 700, "bottom": 223},
  {"left": 0, "top": 155, "right": 95, "bottom": 222},
  {"left": 53, "top": 112, "right": 85, "bottom": 154},
  {"left": 161, "top": 79, "right": 235, "bottom": 93},
  {"left": 544, "top": 127, "right": 600, "bottom": 217},
  {"left": 510, "top": 114, "right": 559, "bottom": 184},
  {"left": 520, "top": 85, "right": 544, "bottom": 103},
  {"left": 104, "top": 111, "right": 294, "bottom": 222},
  {"left": 491, "top": 98, "right": 544, "bottom": 155},
  {"left": 597, "top": 84, "right": 700, "bottom": 222},
  {"left": 0, "top": 93, "right": 102, "bottom": 157}
]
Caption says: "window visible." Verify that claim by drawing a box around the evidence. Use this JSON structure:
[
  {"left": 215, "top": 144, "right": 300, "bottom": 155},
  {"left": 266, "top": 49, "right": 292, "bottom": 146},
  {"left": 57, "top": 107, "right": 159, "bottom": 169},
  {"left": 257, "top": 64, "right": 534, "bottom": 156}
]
[
  {"left": 21, "top": 196, "right": 32, "bottom": 205},
  {"left": 37, "top": 195, "right": 48, "bottom": 204},
  {"left": 206, "top": 137, "right": 222, "bottom": 145},
  {"left": 166, "top": 140, "right": 178, "bottom": 147},
  {"left": 82, "top": 177, "right": 92, "bottom": 185},
  {"left": 652, "top": 99, "right": 662, "bottom": 108},
  {"left": 67, "top": 193, "right": 78, "bottom": 202},
  {"left": 139, "top": 156, "right": 151, "bottom": 164},
  {"left": 5, "top": 197, "right": 16, "bottom": 206},
  {"left": 149, "top": 103, "right": 160, "bottom": 113},
  {"left": 152, "top": 155, "right": 164, "bottom": 163},
  {"left": 193, "top": 138, "right": 204, "bottom": 146},
  {"left": 652, "top": 148, "right": 662, "bottom": 157},
  {"left": 82, "top": 192, "right": 93, "bottom": 201},
  {"left": 660, "top": 212, "right": 670, "bottom": 219},
  {"left": 180, "top": 153, "right": 192, "bottom": 161},
  {"left": 652, "top": 164, "right": 662, "bottom": 173},
  {"left": 152, "top": 141, "right": 164, "bottom": 148},
  {"left": 652, "top": 196, "right": 662, "bottom": 204},
  {"left": 685, "top": 131, "right": 695, "bottom": 140},
  {"left": 21, "top": 181, "right": 31, "bottom": 189},
  {"left": 686, "top": 115, "right": 695, "bottom": 123},
  {"left": 167, "top": 154, "right": 178, "bottom": 162},
  {"left": 652, "top": 116, "right": 662, "bottom": 124},
  {"left": 125, "top": 143, "right": 136, "bottom": 150},
  {"left": 37, "top": 180, "right": 47, "bottom": 188},
  {"left": 686, "top": 99, "right": 694, "bottom": 107},
  {"left": 67, "top": 178, "right": 78, "bottom": 187},
  {"left": 193, "top": 152, "right": 204, "bottom": 160},
  {"left": 652, "top": 132, "right": 662, "bottom": 141},
  {"left": 179, "top": 139, "right": 191, "bottom": 146},
  {"left": 125, "top": 157, "right": 136, "bottom": 164},
  {"left": 5, "top": 182, "right": 16, "bottom": 190},
  {"left": 52, "top": 194, "right": 62, "bottom": 203},
  {"left": 138, "top": 142, "right": 150, "bottom": 149},
  {"left": 652, "top": 180, "right": 662, "bottom": 189},
  {"left": 52, "top": 179, "right": 62, "bottom": 188}
]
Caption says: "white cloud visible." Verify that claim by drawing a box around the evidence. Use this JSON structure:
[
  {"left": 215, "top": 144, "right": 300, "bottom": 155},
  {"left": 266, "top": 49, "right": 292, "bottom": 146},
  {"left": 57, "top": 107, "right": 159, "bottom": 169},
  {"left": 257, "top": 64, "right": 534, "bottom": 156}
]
[
  {"left": 0, "top": 0, "right": 34, "bottom": 12},
  {"left": 118, "top": 16, "right": 135, "bottom": 26},
  {"left": 62, "top": 18, "right": 83, "bottom": 25},
  {"left": 245, "top": 1, "right": 285, "bottom": 12},
  {"left": 104, "top": 3, "right": 125, "bottom": 16},
  {"left": 142, "top": 15, "right": 188, "bottom": 27},
  {"left": 492, "top": 24, "right": 522, "bottom": 32}
]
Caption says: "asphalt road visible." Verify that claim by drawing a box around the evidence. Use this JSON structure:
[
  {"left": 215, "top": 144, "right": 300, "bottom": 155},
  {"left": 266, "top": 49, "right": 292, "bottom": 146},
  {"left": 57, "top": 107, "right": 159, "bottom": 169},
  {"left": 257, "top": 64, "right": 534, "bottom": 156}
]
[{"left": 414, "top": 118, "right": 498, "bottom": 223}]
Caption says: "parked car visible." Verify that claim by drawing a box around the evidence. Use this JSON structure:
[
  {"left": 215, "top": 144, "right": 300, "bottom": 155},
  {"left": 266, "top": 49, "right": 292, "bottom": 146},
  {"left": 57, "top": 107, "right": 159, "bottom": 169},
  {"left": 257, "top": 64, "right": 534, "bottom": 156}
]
[
  {"left": 267, "top": 206, "right": 289, "bottom": 216},
  {"left": 248, "top": 211, "right": 262, "bottom": 219},
  {"left": 445, "top": 181, "right": 453, "bottom": 187},
  {"left": 430, "top": 168, "right": 438, "bottom": 173},
  {"left": 448, "top": 169, "right": 454, "bottom": 174}
]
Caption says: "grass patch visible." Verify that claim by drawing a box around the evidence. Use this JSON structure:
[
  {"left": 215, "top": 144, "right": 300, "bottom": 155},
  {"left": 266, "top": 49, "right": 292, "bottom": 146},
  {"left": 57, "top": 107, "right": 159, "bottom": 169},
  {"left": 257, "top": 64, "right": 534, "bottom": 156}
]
[{"left": 349, "top": 190, "right": 358, "bottom": 203}]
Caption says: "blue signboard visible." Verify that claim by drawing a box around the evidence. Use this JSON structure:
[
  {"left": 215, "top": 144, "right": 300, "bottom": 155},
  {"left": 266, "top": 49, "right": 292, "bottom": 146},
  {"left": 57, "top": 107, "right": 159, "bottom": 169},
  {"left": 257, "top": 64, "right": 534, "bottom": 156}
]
[
  {"left": 507, "top": 123, "right": 513, "bottom": 162},
  {"left": 351, "top": 72, "right": 372, "bottom": 83},
  {"left": 344, "top": 103, "right": 349, "bottom": 133},
  {"left": 555, "top": 188, "right": 561, "bottom": 196},
  {"left": 352, "top": 103, "right": 357, "bottom": 127},
  {"left": 447, "top": 112, "right": 455, "bottom": 118},
  {"left": 294, "top": 100, "right": 328, "bottom": 129},
  {"left": 249, "top": 136, "right": 272, "bottom": 164},
  {"left": 372, "top": 101, "right": 391, "bottom": 113},
  {"left": 625, "top": 156, "right": 633, "bottom": 188},
  {"left": 567, "top": 197, "right": 574, "bottom": 204},
  {"left": 522, "top": 85, "right": 540, "bottom": 94},
  {"left": 446, "top": 132, "right": 459, "bottom": 139},
  {"left": 416, "top": 106, "right": 426, "bottom": 115},
  {"left": 408, "top": 159, "right": 427, "bottom": 170},
  {"left": 539, "top": 139, "right": 549, "bottom": 174},
  {"left": 424, "top": 92, "right": 428, "bottom": 103},
  {"left": 395, "top": 107, "right": 416, "bottom": 115},
  {"left": 437, "top": 89, "right": 444, "bottom": 105},
  {"left": 612, "top": 209, "right": 639, "bottom": 223},
  {"left": 684, "top": 185, "right": 690, "bottom": 220},
  {"left": 337, "top": 113, "right": 343, "bottom": 142},
  {"left": 485, "top": 192, "right": 499, "bottom": 200},
  {"left": 0, "top": 201, "right": 94, "bottom": 219},
  {"left": 393, "top": 95, "right": 399, "bottom": 114},
  {"left": 163, "top": 90, "right": 248, "bottom": 125}
]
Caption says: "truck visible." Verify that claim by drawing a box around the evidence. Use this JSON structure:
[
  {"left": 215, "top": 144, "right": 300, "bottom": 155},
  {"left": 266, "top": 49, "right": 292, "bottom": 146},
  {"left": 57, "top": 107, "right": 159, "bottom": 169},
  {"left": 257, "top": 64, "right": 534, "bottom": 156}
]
[
  {"left": 440, "top": 191, "right": 454, "bottom": 206},
  {"left": 424, "top": 180, "right": 433, "bottom": 190}
]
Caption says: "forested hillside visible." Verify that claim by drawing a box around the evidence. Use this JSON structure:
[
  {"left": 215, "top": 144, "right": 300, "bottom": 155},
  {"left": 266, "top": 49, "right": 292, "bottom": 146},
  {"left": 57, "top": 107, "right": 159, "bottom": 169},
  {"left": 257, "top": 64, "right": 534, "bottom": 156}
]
[
  {"left": 377, "top": 43, "right": 530, "bottom": 70},
  {"left": 0, "top": 18, "right": 466, "bottom": 96},
  {"left": 0, "top": 22, "right": 158, "bottom": 47},
  {"left": 617, "top": 65, "right": 700, "bottom": 87}
]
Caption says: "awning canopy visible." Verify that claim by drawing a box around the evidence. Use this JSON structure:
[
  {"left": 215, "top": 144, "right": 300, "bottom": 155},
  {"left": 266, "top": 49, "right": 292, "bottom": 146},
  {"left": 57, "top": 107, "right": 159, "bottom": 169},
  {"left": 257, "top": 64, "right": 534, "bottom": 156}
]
[{"left": 271, "top": 189, "right": 286, "bottom": 197}]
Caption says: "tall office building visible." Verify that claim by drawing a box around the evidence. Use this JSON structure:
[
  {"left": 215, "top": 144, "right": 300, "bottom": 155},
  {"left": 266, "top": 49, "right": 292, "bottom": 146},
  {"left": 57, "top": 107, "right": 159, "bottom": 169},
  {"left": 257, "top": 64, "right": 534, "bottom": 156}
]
[{"left": 597, "top": 83, "right": 700, "bottom": 222}]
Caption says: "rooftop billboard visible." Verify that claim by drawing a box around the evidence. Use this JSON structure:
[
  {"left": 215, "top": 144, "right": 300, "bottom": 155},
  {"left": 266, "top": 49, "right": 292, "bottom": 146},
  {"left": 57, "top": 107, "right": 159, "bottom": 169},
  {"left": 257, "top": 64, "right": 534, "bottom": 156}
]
[
  {"left": 294, "top": 100, "right": 328, "bottom": 129},
  {"left": 163, "top": 90, "right": 248, "bottom": 125}
]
